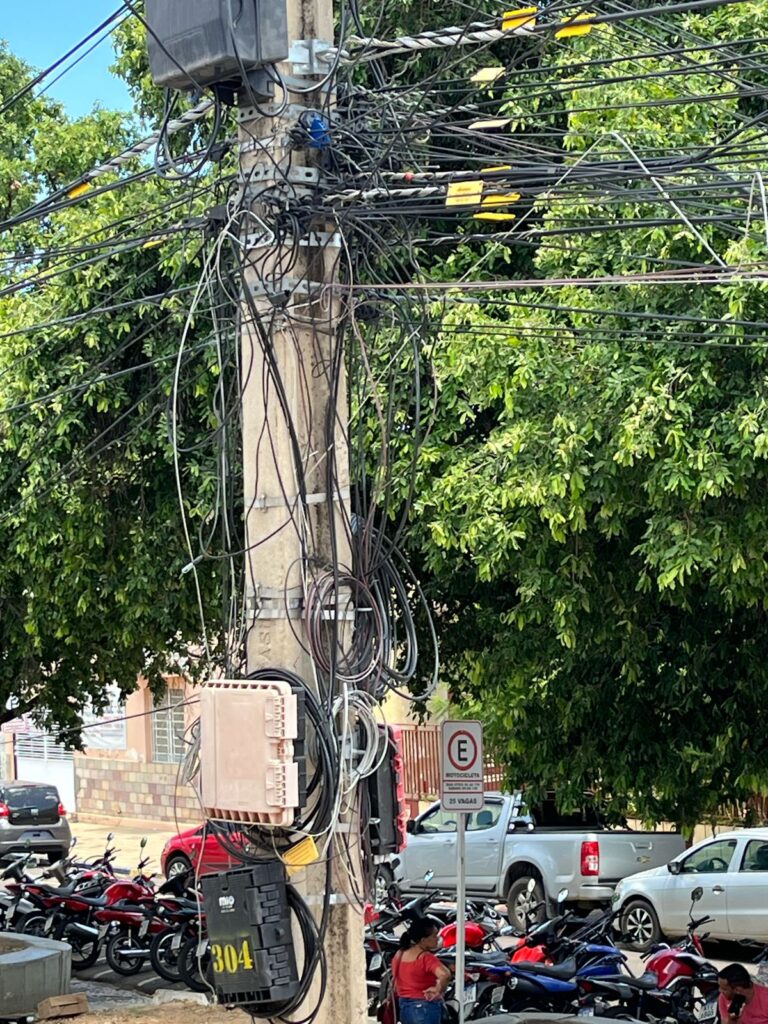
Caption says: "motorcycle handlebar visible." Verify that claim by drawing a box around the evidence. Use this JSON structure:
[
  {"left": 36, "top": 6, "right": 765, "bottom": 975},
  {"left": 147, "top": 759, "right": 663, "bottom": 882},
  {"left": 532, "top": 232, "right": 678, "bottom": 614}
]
[
  {"left": 689, "top": 915, "right": 714, "bottom": 931},
  {"left": 374, "top": 890, "right": 445, "bottom": 929}
]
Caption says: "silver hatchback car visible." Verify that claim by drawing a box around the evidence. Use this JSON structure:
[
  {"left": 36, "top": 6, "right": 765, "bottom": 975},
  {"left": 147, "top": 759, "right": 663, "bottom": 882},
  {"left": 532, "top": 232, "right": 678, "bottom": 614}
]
[{"left": 0, "top": 780, "right": 72, "bottom": 863}]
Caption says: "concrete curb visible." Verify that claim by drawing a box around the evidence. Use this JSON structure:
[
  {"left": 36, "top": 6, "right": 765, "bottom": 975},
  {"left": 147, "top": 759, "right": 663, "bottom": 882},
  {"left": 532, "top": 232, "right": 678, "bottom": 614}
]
[{"left": 0, "top": 934, "right": 71, "bottom": 1019}]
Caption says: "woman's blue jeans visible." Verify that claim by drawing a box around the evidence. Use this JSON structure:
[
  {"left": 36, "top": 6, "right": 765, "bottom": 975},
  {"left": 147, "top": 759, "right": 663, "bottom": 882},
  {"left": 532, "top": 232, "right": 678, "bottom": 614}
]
[{"left": 398, "top": 998, "right": 444, "bottom": 1024}]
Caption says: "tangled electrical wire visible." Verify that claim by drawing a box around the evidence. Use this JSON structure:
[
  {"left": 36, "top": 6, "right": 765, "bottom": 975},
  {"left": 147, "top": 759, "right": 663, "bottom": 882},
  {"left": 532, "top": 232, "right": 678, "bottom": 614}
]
[{"left": 7, "top": 0, "right": 768, "bottom": 1016}]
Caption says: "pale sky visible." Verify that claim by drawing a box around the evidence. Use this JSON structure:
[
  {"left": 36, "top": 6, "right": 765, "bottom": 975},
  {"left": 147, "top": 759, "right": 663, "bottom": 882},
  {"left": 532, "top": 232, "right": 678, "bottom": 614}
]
[{"left": 1, "top": 2, "right": 133, "bottom": 118}]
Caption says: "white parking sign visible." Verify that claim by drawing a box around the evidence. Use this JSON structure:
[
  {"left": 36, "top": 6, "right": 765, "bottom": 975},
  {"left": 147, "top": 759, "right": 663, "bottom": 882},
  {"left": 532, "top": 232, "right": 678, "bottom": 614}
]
[{"left": 441, "top": 720, "right": 484, "bottom": 812}]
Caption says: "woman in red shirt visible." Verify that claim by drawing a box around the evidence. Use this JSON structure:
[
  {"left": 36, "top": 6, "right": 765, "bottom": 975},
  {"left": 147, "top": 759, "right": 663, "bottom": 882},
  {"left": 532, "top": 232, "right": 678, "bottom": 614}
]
[{"left": 392, "top": 918, "right": 452, "bottom": 1024}]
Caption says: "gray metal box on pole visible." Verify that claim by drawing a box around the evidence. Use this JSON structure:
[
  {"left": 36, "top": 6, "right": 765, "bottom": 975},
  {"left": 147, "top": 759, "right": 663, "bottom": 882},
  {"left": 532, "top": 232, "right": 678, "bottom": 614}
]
[{"left": 145, "top": 0, "right": 289, "bottom": 91}]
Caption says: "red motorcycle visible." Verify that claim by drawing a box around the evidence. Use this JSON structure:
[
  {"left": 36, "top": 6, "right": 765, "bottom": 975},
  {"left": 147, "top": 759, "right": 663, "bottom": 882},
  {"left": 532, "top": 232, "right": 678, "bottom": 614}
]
[
  {"left": 93, "top": 841, "right": 193, "bottom": 977},
  {"left": 13, "top": 840, "right": 121, "bottom": 968},
  {"left": 641, "top": 887, "right": 719, "bottom": 1018},
  {"left": 149, "top": 891, "right": 205, "bottom": 983},
  {"left": 439, "top": 901, "right": 511, "bottom": 952},
  {"left": 26, "top": 839, "right": 156, "bottom": 971},
  {"left": 96, "top": 897, "right": 165, "bottom": 976}
]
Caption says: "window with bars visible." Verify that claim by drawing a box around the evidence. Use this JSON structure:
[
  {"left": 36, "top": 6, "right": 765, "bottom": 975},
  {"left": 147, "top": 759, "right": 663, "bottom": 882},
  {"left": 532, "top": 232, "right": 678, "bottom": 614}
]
[
  {"left": 82, "top": 686, "right": 127, "bottom": 751},
  {"left": 151, "top": 687, "right": 186, "bottom": 763}
]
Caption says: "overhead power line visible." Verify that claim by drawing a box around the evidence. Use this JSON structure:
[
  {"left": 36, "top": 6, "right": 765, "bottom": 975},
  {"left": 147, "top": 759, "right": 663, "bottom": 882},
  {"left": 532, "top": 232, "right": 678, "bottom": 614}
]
[
  {"left": 0, "top": 98, "right": 217, "bottom": 234},
  {"left": 0, "top": 5, "right": 128, "bottom": 119},
  {"left": 334, "top": 0, "right": 750, "bottom": 63}
]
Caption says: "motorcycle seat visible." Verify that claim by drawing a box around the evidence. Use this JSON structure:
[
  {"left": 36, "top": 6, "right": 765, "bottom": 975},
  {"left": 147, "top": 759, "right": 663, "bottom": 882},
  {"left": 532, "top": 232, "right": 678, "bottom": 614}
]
[
  {"left": 164, "top": 897, "right": 200, "bottom": 912},
  {"left": 585, "top": 978, "right": 636, "bottom": 1000},
  {"left": 105, "top": 900, "right": 150, "bottom": 912},
  {"left": 33, "top": 881, "right": 86, "bottom": 897},
  {"left": 515, "top": 957, "right": 577, "bottom": 980},
  {"left": 624, "top": 972, "right": 660, "bottom": 991},
  {"left": 72, "top": 894, "right": 109, "bottom": 908},
  {"left": 467, "top": 952, "right": 509, "bottom": 967},
  {"left": 626, "top": 970, "right": 659, "bottom": 987},
  {"left": 593, "top": 972, "right": 658, "bottom": 992}
]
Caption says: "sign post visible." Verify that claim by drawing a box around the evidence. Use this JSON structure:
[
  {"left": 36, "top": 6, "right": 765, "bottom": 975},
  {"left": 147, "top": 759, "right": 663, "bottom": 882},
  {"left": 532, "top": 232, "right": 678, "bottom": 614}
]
[{"left": 441, "top": 721, "right": 484, "bottom": 1024}]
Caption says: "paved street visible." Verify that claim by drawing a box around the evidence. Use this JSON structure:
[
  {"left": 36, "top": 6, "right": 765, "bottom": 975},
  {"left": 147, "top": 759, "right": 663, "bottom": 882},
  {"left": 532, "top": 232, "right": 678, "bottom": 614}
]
[{"left": 71, "top": 948, "right": 189, "bottom": 998}]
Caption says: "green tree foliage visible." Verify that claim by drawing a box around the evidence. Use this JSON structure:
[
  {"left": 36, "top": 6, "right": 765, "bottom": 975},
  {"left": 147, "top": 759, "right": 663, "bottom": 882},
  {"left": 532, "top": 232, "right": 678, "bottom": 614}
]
[
  {"left": 0, "top": 41, "right": 230, "bottom": 737},
  {"left": 391, "top": 3, "right": 768, "bottom": 830}
]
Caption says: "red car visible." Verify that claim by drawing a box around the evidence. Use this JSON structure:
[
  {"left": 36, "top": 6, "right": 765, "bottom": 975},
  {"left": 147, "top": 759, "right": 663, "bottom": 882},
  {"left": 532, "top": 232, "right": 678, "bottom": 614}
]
[{"left": 160, "top": 824, "right": 245, "bottom": 880}]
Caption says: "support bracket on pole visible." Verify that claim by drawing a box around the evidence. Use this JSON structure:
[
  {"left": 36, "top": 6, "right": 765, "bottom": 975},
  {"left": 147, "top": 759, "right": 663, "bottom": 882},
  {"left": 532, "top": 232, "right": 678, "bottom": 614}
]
[
  {"left": 251, "top": 486, "right": 351, "bottom": 510},
  {"left": 246, "top": 586, "right": 304, "bottom": 619},
  {"left": 244, "top": 230, "right": 343, "bottom": 251},
  {"left": 289, "top": 39, "right": 334, "bottom": 76},
  {"left": 247, "top": 276, "right": 326, "bottom": 302},
  {"left": 245, "top": 164, "right": 321, "bottom": 187}
]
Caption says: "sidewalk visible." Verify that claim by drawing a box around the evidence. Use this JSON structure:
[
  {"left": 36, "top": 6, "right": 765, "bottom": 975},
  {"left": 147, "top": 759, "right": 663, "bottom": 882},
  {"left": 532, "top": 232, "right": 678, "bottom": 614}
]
[{"left": 68, "top": 819, "right": 183, "bottom": 874}]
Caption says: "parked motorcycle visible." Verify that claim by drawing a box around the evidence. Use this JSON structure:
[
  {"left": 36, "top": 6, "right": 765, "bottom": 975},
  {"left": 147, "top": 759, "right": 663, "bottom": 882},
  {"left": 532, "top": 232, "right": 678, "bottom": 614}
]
[
  {"left": 149, "top": 888, "right": 203, "bottom": 984},
  {"left": 92, "top": 837, "right": 164, "bottom": 976},
  {"left": 0, "top": 853, "right": 39, "bottom": 931},
  {"left": 642, "top": 887, "right": 719, "bottom": 1016},
  {"left": 27, "top": 836, "right": 155, "bottom": 971},
  {"left": 577, "top": 888, "right": 717, "bottom": 1022}
]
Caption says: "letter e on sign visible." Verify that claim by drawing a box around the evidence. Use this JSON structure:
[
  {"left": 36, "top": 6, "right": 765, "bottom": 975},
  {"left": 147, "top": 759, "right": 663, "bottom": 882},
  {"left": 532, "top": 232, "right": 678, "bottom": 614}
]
[{"left": 441, "top": 720, "right": 484, "bottom": 812}]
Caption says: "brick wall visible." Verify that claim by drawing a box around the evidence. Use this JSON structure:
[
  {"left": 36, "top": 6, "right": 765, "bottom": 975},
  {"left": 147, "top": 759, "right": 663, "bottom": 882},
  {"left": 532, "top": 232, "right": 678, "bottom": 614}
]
[{"left": 74, "top": 754, "right": 200, "bottom": 823}]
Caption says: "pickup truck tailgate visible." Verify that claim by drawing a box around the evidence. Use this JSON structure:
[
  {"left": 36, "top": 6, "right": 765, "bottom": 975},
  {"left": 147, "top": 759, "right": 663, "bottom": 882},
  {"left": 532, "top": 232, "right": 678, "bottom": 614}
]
[{"left": 597, "top": 832, "right": 685, "bottom": 882}]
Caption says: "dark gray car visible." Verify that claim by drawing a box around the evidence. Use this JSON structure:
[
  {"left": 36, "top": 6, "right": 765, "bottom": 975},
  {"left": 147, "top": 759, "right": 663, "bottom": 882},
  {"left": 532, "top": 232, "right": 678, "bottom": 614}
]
[{"left": 0, "top": 781, "right": 72, "bottom": 863}]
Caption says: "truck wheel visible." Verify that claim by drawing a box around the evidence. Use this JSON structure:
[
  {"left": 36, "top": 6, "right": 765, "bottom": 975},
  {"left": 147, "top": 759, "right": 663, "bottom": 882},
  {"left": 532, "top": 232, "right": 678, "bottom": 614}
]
[
  {"left": 373, "top": 865, "right": 395, "bottom": 906},
  {"left": 621, "top": 898, "right": 661, "bottom": 952},
  {"left": 506, "top": 875, "right": 545, "bottom": 932}
]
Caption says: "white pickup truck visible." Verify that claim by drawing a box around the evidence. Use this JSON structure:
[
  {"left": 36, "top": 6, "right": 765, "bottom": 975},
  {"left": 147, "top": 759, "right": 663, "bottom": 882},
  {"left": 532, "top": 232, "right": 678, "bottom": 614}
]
[{"left": 394, "top": 792, "right": 685, "bottom": 931}]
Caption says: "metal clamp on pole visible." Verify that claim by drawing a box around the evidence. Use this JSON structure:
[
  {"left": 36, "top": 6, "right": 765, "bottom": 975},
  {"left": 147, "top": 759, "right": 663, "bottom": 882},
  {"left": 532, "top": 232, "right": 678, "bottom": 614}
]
[
  {"left": 289, "top": 39, "right": 334, "bottom": 76},
  {"left": 252, "top": 487, "right": 351, "bottom": 510},
  {"left": 246, "top": 586, "right": 304, "bottom": 619}
]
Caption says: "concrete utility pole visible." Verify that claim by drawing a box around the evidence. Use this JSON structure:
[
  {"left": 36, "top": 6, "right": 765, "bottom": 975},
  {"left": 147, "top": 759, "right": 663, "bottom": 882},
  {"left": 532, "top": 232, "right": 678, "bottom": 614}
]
[{"left": 239, "top": 0, "right": 367, "bottom": 1020}]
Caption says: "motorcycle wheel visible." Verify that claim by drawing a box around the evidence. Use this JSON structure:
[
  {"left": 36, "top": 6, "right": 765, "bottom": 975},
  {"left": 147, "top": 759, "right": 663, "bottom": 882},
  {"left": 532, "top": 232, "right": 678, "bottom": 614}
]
[
  {"left": 56, "top": 922, "right": 101, "bottom": 971},
  {"left": 502, "top": 998, "right": 550, "bottom": 1014},
  {"left": 179, "top": 934, "right": 212, "bottom": 993},
  {"left": 68, "top": 934, "right": 101, "bottom": 970},
  {"left": 373, "top": 865, "right": 395, "bottom": 907},
  {"left": 150, "top": 930, "right": 184, "bottom": 984},
  {"left": 105, "top": 932, "right": 146, "bottom": 976},
  {"left": 20, "top": 913, "right": 48, "bottom": 937},
  {"left": 472, "top": 993, "right": 505, "bottom": 1020}
]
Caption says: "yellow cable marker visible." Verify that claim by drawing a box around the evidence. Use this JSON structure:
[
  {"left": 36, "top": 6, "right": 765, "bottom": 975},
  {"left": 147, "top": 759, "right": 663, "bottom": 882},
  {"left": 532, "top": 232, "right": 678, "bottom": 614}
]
[
  {"left": 471, "top": 67, "right": 506, "bottom": 84},
  {"left": 469, "top": 117, "right": 512, "bottom": 131},
  {"left": 282, "top": 836, "right": 319, "bottom": 876},
  {"left": 142, "top": 238, "right": 165, "bottom": 249},
  {"left": 481, "top": 165, "right": 513, "bottom": 173},
  {"left": 474, "top": 212, "right": 517, "bottom": 222},
  {"left": 502, "top": 6, "right": 538, "bottom": 31},
  {"left": 446, "top": 180, "right": 484, "bottom": 207},
  {"left": 67, "top": 183, "right": 92, "bottom": 200},
  {"left": 481, "top": 193, "right": 522, "bottom": 208},
  {"left": 555, "top": 12, "right": 595, "bottom": 38}
]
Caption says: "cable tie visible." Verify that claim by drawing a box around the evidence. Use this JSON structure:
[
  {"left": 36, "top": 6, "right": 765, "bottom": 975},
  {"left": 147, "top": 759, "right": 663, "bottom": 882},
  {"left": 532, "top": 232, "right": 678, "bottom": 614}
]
[{"left": 181, "top": 556, "right": 204, "bottom": 576}]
